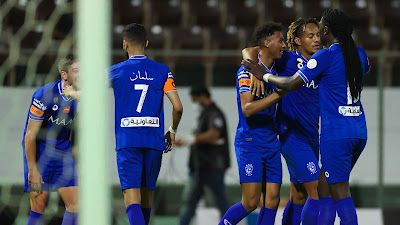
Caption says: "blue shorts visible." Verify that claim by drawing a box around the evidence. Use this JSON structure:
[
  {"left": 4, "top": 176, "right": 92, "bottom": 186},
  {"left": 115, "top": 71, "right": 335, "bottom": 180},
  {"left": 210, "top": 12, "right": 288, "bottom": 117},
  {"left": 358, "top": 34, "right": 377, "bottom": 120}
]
[
  {"left": 235, "top": 146, "right": 282, "bottom": 184},
  {"left": 281, "top": 137, "right": 320, "bottom": 185},
  {"left": 117, "top": 147, "right": 163, "bottom": 191},
  {"left": 320, "top": 138, "right": 367, "bottom": 184},
  {"left": 23, "top": 147, "right": 78, "bottom": 192}
]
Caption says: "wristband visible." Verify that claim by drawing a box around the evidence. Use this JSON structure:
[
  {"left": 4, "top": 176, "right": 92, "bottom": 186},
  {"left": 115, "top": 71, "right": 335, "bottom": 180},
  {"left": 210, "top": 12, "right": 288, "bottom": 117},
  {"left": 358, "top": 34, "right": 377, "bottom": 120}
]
[
  {"left": 168, "top": 126, "right": 177, "bottom": 134},
  {"left": 263, "top": 73, "right": 272, "bottom": 83}
]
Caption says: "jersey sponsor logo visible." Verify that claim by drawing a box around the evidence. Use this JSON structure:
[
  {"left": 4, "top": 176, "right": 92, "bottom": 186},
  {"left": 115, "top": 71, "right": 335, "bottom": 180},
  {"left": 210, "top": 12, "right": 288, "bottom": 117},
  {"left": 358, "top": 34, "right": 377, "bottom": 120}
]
[
  {"left": 239, "top": 78, "right": 251, "bottom": 87},
  {"left": 63, "top": 106, "right": 71, "bottom": 113},
  {"left": 307, "top": 162, "right": 318, "bottom": 174},
  {"left": 48, "top": 115, "right": 74, "bottom": 126},
  {"left": 224, "top": 219, "right": 232, "bottom": 225},
  {"left": 325, "top": 171, "right": 330, "bottom": 178},
  {"left": 130, "top": 71, "right": 154, "bottom": 82},
  {"left": 338, "top": 106, "right": 362, "bottom": 116},
  {"left": 245, "top": 164, "right": 253, "bottom": 176},
  {"left": 307, "top": 59, "right": 317, "bottom": 69},
  {"left": 52, "top": 104, "right": 59, "bottom": 111},
  {"left": 32, "top": 98, "right": 47, "bottom": 111},
  {"left": 30, "top": 105, "right": 44, "bottom": 117},
  {"left": 53, "top": 97, "right": 59, "bottom": 104},
  {"left": 297, "top": 58, "right": 304, "bottom": 69},
  {"left": 120, "top": 117, "right": 160, "bottom": 127}
]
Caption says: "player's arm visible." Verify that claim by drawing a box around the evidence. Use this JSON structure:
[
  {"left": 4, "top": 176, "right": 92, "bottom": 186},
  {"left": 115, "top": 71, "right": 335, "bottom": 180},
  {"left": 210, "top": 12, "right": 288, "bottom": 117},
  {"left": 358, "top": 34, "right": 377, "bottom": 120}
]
[
  {"left": 192, "top": 129, "right": 220, "bottom": 145},
  {"left": 165, "top": 91, "right": 183, "bottom": 152},
  {"left": 25, "top": 119, "right": 44, "bottom": 193},
  {"left": 242, "top": 46, "right": 264, "bottom": 96},
  {"left": 242, "top": 59, "right": 305, "bottom": 92},
  {"left": 241, "top": 91, "right": 285, "bottom": 117}
]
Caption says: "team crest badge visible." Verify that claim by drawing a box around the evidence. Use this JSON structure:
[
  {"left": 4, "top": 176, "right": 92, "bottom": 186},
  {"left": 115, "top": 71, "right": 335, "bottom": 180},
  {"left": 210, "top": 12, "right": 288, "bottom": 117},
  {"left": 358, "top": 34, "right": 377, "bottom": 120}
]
[
  {"left": 307, "top": 162, "right": 317, "bottom": 174},
  {"left": 245, "top": 164, "right": 253, "bottom": 176}
]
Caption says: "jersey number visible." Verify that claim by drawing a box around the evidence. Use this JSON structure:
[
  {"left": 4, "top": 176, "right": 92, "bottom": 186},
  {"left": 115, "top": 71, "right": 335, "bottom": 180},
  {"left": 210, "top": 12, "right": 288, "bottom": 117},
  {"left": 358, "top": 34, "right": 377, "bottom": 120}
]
[{"left": 135, "top": 84, "right": 148, "bottom": 113}]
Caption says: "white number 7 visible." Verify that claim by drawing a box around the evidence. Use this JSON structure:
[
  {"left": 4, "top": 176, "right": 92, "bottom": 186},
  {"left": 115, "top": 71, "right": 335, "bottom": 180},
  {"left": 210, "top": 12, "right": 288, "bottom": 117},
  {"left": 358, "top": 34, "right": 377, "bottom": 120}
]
[{"left": 135, "top": 84, "right": 148, "bottom": 113}]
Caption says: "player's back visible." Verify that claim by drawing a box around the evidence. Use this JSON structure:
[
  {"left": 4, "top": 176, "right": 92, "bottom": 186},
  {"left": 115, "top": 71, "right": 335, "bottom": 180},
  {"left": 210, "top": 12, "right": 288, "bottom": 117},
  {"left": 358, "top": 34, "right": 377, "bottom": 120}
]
[
  {"left": 110, "top": 56, "right": 172, "bottom": 151},
  {"left": 298, "top": 44, "right": 370, "bottom": 141}
]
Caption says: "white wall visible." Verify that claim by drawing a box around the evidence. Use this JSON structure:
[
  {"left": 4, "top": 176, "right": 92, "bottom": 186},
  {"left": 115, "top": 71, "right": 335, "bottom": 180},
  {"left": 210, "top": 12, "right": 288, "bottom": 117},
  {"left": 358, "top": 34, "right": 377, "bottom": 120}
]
[{"left": 1, "top": 87, "right": 399, "bottom": 185}]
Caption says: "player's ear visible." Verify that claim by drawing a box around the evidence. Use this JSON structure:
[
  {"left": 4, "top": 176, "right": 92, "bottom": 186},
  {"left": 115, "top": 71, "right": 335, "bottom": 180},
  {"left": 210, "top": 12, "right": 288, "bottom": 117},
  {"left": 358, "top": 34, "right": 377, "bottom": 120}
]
[
  {"left": 323, "top": 26, "right": 329, "bottom": 35},
  {"left": 294, "top": 37, "right": 301, "bottom": 46},
  {"left": 145, "top": 40, "right": 149, "bottom": 48},
  {"left": 123, "top": 40, "right": 128, "bottom": 51},
  {"left": 264, "top": 39, "right": 270, "bottom": 48},
  {"left": 60, "top": 71, "right": 67, "bottom": 81}
]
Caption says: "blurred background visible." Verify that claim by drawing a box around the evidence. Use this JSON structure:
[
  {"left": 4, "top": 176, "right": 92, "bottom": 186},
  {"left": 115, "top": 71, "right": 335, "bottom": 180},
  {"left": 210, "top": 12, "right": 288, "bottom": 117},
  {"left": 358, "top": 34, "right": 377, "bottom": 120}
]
[{"left": 0, "top": 0, "right": 399, "bottom": 224}]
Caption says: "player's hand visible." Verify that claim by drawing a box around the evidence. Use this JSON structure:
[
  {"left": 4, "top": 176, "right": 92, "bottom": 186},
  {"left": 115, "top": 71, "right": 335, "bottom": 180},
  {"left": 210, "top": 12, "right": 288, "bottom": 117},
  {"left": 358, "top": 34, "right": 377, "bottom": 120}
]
[
  {"left": 250, "top": 74, "right": 264, "bottom": 97},
  {"left": 277, "top": 89, "right": 288, "bottom": 97},
  {"left": 175, "top": 138, "right": 185, "bottom": 147},
  {"left": 28, "top": 169, "right": 44, "bottom": 194},
  {"left": 242, "top": 59, "right": 266, "bottom": 81},
  {"left": 164, "top": 131, "right": 175, "bottom": 153},
  {"left": 62, "top": 85, "right": 75, "bottom": 98}
]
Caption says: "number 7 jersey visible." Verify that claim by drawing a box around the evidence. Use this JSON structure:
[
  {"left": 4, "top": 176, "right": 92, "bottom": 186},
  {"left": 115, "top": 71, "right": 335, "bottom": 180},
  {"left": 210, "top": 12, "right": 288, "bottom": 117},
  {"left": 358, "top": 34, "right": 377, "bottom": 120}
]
[{"left": 109, "top": 55, "right": 176, "bottom": 151}]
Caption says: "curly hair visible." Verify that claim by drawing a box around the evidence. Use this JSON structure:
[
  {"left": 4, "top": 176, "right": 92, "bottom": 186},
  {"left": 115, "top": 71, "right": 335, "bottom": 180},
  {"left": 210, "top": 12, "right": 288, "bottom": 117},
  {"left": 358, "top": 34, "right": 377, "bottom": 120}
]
[
  {"left": 286, "top": 17, "right": 319, "bottom": 51},
  {"left": 252, "top": 22, "right": 283, "bottom": 46}
]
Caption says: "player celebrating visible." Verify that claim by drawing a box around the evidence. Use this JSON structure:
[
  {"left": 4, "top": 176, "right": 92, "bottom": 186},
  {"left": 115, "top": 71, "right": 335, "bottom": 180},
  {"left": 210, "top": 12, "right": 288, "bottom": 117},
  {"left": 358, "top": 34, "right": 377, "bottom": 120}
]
[
  {"left": 243, "top": 9, "right": 370, "bottom": 225},
  {"left": 219, "top": 22, "right": 286, "bottom": 225},
  {"left": 243, "top": 18, "right": 333, "bottom": 225},
  {"left": 109, "top": 23, "right": 183, "bottom": 225},
  {"left": 22, "top": 54, "right": 79, "bottom": 225}
]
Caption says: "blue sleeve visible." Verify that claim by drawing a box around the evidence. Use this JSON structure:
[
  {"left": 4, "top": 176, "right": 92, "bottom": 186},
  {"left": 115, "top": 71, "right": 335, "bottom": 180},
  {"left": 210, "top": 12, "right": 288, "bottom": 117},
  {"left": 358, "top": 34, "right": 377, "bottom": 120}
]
[
  {"left": 297, "top": 49, "right": 330, "bottom": 83},
  {"left": 237, "top": 68, "right": 251, "bottom": 93},
  {"left": 28, "top": 88, "right": 51, "bottom": 121},
  {"left": 108, "top": 64, "right": 121, "bottom": 87}
]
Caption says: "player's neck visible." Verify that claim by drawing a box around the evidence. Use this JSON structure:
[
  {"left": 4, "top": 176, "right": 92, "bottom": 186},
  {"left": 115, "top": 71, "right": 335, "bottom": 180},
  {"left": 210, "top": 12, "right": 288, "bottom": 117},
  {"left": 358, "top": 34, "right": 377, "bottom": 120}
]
[
  {"left": 325, "top": 37, "right": 339, "bottom": 48},
  {"left": 297, "top": 48, "right": 312, "bottom": 60},
  {"left": 127, "top": 50, "right": 145, "bottom": 58},
  {"left": 258, "top": 51, "right": 274, "bottom": 70}
]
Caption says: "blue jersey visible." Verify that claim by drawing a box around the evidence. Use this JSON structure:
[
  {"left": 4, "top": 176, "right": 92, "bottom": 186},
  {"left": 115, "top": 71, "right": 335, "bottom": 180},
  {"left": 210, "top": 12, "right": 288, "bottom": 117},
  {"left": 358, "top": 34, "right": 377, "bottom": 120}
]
[
  {"left": 109, "top": 55, "right": 177, "bottom": 151},
  {"left": 275, "top": 50, "right": 319, "bottom": 141},
  {"left": 22, "top": 80, "right": 77, "bottom": 152},
  {"left": 297, "top": 44, "right": 370, "bottom": 141},
  {"left": 234, "top": 64, "right": 278, "bottom": 148}
]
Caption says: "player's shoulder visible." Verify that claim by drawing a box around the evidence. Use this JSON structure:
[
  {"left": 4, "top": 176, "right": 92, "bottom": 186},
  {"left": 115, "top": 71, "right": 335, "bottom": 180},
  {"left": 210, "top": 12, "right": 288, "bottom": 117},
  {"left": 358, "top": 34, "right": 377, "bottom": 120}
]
[
  {"left": 147, "top": 58, "right": 170, "bottom": 71},
  {"left": 34, "top": 80, "right": 58, "bottom": 96},
  {"left": 356, "top": 46, "right": 368, "bottom": 58},
  {"left": 109, "top": 60, "right": 128, "bottom": 73},
  {"left": 237, "top": 65, "right": 251, "bottom": 76}
]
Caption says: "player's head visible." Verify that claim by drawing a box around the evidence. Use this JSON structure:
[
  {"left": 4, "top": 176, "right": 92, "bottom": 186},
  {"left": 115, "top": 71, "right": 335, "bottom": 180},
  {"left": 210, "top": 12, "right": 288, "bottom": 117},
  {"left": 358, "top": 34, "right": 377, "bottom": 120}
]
[
  {"left": 58, "top": 54, "right": 79, "bottom": 88},
  {"left": 190, "top": 86, "right": 211, "bottom": 107},
  {"left": 287, "top": 18, "right": 320, "bottom": 55},
  {"left": 122, "top": 23, "right": 149, "bottom": 52},
  {"left": 252, "top": 22, "right": 286, "bottom": 59},
  {"left": 321, "top": 8, "right": 363, "bottom": 101}
]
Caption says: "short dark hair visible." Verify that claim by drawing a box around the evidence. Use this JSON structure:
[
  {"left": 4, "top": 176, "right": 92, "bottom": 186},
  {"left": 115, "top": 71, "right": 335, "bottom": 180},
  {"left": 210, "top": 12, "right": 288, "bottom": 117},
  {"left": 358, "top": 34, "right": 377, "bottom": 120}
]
[
  {"left": 58, "top": 54, "right": 76, "bottom": 74},
  {"left": 190, "top": 86, "right": 210, "bottom": 98},
  {"left": 123, "top": 23, "right": 147, "bottom": 47},
  {"left": 287, "top": 18, "right": 319, "bottom": 51},
  {"left": 252, "top": 22, "right": 283, "bottom": 46}
]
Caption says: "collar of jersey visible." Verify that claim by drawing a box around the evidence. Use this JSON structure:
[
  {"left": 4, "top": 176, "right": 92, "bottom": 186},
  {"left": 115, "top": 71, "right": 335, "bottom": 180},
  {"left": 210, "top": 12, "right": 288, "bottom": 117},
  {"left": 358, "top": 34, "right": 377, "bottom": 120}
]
[
  {"left": 329, "top": 43, "right": 340, "bottom": 48},
  {"left": 257, "top": 54, "right": 275, "bottom": 73},
  {"left": 295, "top": 51, "right": 309, "bottom": 63},
  {"left": 58, "top": 80, "right": 73, "bottom": 102},
  {"left": 129, "top": 55, "right": 147, "bottom": 60}
]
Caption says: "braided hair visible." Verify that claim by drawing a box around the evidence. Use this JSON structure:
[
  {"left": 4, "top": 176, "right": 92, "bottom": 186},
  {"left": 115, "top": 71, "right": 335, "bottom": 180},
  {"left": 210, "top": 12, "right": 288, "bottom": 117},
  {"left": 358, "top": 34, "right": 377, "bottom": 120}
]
[
  {"left": 287, "top": 18, "right": 319, "bottom": 51},
  {"left": 322, "top": 9, "right": 363, "bottom": 102}
]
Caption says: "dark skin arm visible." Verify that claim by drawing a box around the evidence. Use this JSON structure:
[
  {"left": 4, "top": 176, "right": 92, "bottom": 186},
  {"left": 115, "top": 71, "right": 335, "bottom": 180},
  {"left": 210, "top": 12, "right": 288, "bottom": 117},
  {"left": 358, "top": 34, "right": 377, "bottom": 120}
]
[
  {"left": 242, "top": 59, "right": 305, "bottom": 92},
  {"left": 242, "top": 46, "right": 264, "bottom": 96},
  {"left": 241, "top": 91, "right": 285, "bottom": 117}
]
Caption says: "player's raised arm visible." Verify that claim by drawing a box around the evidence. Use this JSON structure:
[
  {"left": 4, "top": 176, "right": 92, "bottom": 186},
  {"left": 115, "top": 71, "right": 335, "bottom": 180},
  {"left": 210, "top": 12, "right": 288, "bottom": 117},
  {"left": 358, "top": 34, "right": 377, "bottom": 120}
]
[
  {"left": 165, "top": 90, "right": 183, "bottom": 152},
  {"left": 24, "top": 119, "right": 44, "bottom": 193},
  {"left": 242, "top": 59, "right": 305, "bottom": 92},
  {"left": 240, "top": 90, "right": 285, "bottom": 117}
]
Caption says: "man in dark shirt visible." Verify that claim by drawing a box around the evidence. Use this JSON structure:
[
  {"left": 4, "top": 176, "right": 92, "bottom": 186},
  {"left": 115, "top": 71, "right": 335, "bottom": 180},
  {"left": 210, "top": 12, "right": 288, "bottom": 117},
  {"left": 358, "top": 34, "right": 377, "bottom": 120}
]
[{"left": 177, "top": 86, "right": 230, "bottom": 225}]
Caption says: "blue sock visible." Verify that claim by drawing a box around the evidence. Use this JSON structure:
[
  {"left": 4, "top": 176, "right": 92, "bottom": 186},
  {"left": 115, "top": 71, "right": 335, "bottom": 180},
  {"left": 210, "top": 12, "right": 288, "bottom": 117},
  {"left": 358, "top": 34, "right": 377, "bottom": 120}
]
[
  {"left": 335, "top": 197, "right": 358, "bottom": 225},
  {"left": 61, "top": 210, "right": 78, "bottom": 225},
  {"left": 218, "top": 202, "right": 249, "bottom": 225},
  {"left": 141, "top": 207, "right": 151, "bottom": 225},
  {"left": 27, "top": 210, "right": 43, "bottom": 225},
  {"left": 256, "top": 206, "right": 265, "bottom": 225},
  {"left": 319, "top": 197, "right": 335, "bottom": 225},
  {"left": 282, "top": 200, "right": 293, "bottom": 225},
  {"left": 301, "top": 198, "right": 320, "bottom": 225},
  {"left": 292, "top": 203, "right": 303, "bottom": 225},
  {"left": 126, "top": 204, "right": 145, "bottom": 225},
  {"left": 260, "top": 207, "right": 277, "bottom": 225}
]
